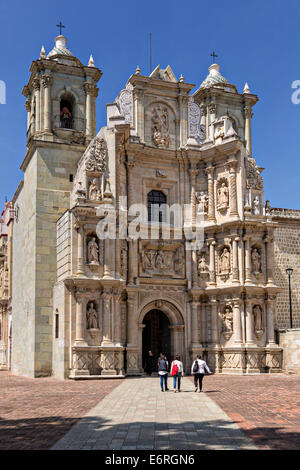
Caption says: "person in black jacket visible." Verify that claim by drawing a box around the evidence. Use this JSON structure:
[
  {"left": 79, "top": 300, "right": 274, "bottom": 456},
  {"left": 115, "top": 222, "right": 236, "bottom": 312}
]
[{"left": 144, "top": 350, "right": 154, "bottom": 376}]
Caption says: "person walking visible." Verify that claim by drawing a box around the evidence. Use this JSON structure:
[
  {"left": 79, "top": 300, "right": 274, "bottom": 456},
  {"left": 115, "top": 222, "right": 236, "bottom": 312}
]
[
  {"left": 170, "top": 355, "right": 184, "bottom": 392},
  {"left": 191, "top": 355, "right": 211, "bottom": 392},
  {"left": 144, "top": 350, "right": 154, "bottom": 376},
  {"left": 158, "top": 354, "right": 169, "bottom": 391}
]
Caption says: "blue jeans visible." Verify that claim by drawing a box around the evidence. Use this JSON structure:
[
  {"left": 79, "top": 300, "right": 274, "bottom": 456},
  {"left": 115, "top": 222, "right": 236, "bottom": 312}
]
[
  {"left": 173, "top": 372, "right": 182, "bottom": 390},
  {"left": 160, "top": 374, "right": 168, "bottom": 390}
]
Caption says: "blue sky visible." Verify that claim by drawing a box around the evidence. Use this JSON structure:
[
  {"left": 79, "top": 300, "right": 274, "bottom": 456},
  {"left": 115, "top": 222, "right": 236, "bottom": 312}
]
[{"left": 0, "top": 0, "right": 299, "bottom": 209}]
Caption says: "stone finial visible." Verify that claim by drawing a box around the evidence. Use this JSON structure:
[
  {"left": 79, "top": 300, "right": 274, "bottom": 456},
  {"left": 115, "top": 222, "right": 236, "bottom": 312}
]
[
  {"left": 179, "top": 74, "right": 184, "bottom": 83},
  {"left": 88, "top": 55, "right": 95, "bottom": 67},
  {"left": 243, "top": 82, "right": 251, "bottom": 94},
  {"left": 40, "top": 45, "right": 46, "bottom": 59},
  {"left": 135, "top": 65, "right": 141, "bottom": 75}
]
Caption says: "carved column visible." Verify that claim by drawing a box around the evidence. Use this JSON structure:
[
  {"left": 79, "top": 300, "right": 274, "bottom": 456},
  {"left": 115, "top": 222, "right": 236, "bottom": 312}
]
[
  {"left": 126, "top": 158, "right": 136, "bottom": 285},
  {"left": 205, "top": 166, "right": 216, "bottom": 222},
  {"left": 227, "top": 160, "right": 239, "bottom": 217},
  {"left": 244, "top": 236, "right": 252, "bottom": 284},
  {"left": 238, "top": 237, "right": 245, "bottom": 285},
  {"left": 127, "top": 297, "right": 136, "bottom": 347},
  {"left": 75, "top": 224, "right": 84, "bottom": 276},
  {"left": 265, "top": 235, "right": 275, "bottom": 286},
  {"left": 190, "top": 168, "right": 198, "bottom": 225},
  {"left": 244, "top": 105, "right": 253, "bottom": 157},
  {"left": 191, "top": 300, "right": 200, "bottom": 346},
  {"left": 33, "top": 78, "right": 40, "bottom": 133},
  {"left": 74, "top": 296, "right": 87, "bottom": 345},
  {"left": 232, "top": 236, "right": 240, "bottom": 284},
  {"left": 209, "top": 102, "right": 216, "bottom": 123},
  {"left": 208, "top": 238, "right": 216, "bottom": 286},
  {"left": 85, "top": 82, "right": 98, "bottom": 138},
  {"left": 25, "top": 99, "right": 31, "bottom": 131},
  {"left": 245, "top": 299, "right": 255, "bottom": 345},
  {"left": 42, "top": 74, "right": 52, "bottom": 133},
  {"left": 192, "top": 250, "right": 198, "bottom": 288},
  {"left": 200, "top": 105, "right": 207, "bottom": 138},
  {"left": 102, "top": 290, "right": 112, "bottom": 344},
  {"left": 210, "top": 297, "right": 219, "bottom": 346},
  {"left": 266, "top": 297, "right": 276, "bottom": 346},
  {"left": 233, "top": 298, "right": 243, "bottom": 344},
  {"left": 114, "top": 292, "right": 122, "bottom": 346}
]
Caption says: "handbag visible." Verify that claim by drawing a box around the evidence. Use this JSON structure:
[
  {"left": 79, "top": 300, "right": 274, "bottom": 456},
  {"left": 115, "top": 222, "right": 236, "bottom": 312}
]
[{"left": 192, "top": 361, "right": 199, "bottom": 373}]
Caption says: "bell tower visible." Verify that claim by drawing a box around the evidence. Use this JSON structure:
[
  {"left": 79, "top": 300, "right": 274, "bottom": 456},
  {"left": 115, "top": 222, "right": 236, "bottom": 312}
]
[{"left": 11, "top": 33, "right": 102, "bottom": 378}]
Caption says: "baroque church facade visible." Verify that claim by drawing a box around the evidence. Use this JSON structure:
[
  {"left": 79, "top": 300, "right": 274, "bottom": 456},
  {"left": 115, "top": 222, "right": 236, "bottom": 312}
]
[{"left": 5, "top": 34, "right": 299, "bottom": 379}]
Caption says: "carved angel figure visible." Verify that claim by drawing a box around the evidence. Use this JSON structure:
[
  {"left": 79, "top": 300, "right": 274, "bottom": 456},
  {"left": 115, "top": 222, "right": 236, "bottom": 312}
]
[
  {"left": 151, "top": 105, "right": 170, "bottom": 148},
  {"left": 253, "top": 196, "right": 260, "bottom": 215},
  {"left": 218, "top": 182, "right": 229, "bottom": 208},
  {"left": 219, "top": 247, "right": 230, "bottom": 274},
  {"left": 89, "top": 178, "right": 101, "bottom": 201},
  {"left": 87, "top": 302, "right": 98, "bottom": 329},
  {"left": 251, "top": 248, "right": 261, "bottom": 273},
  {"left": 253, "top": 305, "right": 263, "bottom": 331},
  {"left": 88, "top": 237, "right": 99, "bottom": 264},
  {"left": 198, "top": 254, "right": 208, "bottom": 273},
  {"left": 196, "top": 191, "right": 208, "bottom": 214}
]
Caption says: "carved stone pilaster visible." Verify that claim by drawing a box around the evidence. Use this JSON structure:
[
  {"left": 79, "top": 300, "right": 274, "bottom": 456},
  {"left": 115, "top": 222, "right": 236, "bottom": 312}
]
[{"left": 205, "top": 166, "right": 216, "bottom": 222}]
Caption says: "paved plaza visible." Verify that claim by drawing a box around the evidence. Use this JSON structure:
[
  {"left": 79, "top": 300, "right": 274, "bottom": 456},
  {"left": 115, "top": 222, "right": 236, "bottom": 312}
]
[
  {"left": 52, "top": 376, "right": 256, "bottom": 450},
  {"left": 0, "top": 371, "right": 299, "bottom": 450}
]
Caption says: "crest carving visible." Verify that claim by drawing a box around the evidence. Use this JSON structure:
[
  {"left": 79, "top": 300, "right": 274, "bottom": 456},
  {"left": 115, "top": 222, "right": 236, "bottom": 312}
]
[{"left": 188, "top": 98, "right": 205, "bottom": 143}]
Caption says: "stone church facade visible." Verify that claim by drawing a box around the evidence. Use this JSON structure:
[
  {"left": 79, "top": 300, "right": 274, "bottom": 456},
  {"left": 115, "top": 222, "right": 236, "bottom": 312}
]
[{"left": 6, "top": 34, "right": 299, "bottom": 379}]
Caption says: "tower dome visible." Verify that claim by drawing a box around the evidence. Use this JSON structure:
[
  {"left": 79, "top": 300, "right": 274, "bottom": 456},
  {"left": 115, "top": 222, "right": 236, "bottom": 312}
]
[
  {"left": 47, "top": 35, "right": 74, "bottom": 58},
  {"left": 200, "top": 63, "right": 228, "bottom": 89}
]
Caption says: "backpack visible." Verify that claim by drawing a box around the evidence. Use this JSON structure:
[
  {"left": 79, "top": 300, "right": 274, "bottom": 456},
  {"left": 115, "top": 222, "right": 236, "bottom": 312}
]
[
  {"left": 192, "top": 360, "right": 199, "bottom": 373},
  {"left": 171, "top": 362, "right": 178, "bottom": 376}
]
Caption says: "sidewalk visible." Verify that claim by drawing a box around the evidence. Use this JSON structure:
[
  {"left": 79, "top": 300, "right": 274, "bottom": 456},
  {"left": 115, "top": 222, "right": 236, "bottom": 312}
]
[{"left": 52, "top": 376, "right": 257, "bottom": 450}]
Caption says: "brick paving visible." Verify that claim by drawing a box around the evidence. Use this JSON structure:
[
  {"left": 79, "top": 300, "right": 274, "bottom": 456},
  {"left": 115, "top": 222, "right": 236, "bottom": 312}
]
[
  {"left": 0, "top": 371, "right": 123, "bottom": 450},
  {"left": 52, "top": 377, "right": 257, "bottom": 450},
  {"left": 195, "top": 374, "right": 300, "bottom": 450}
]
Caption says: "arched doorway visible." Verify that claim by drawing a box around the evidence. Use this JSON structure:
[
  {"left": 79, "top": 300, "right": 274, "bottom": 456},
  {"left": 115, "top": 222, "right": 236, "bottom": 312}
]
[{"left": 142, "top": 309, "right": 171, "bottom": 370}]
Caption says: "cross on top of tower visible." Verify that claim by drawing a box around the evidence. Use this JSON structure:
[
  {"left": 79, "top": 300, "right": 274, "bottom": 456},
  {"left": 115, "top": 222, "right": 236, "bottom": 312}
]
[
  {"left": 56, "top": 21, "right": 66, "bottom": 36},
  {"left": 210, "top": 51, "right": 218, "bottom": 63}
]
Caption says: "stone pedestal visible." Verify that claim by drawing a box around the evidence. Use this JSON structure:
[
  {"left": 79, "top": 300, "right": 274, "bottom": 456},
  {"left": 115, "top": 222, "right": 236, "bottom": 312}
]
[{"left": 279, "top": 329, "right": 300, "bottom": 374}]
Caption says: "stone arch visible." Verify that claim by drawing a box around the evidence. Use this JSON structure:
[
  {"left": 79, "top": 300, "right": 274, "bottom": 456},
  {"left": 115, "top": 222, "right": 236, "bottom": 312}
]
[{"left": 138, "top": 298, "right": 184, "bottom": 326}]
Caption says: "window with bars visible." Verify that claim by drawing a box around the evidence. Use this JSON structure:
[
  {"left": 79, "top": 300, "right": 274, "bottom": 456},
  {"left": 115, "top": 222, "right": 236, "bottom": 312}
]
[{"left": 147, "top": 190, "right": 167, "bottom": 223}]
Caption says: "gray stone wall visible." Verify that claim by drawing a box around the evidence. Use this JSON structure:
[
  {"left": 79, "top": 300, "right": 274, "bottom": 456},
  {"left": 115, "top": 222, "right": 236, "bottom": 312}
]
[{"left": 273, "top": 215, "right": 300, "bottom": 329}]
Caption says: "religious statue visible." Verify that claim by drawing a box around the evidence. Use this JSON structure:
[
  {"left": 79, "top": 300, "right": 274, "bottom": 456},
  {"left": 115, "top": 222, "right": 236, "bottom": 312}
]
[
  {"left": 219, "top": 247, "right": 230, "bottom": 274},
  {"left": 218, "top": 182, "right": 229, "bottom": 209},
  {"left": 251, "top": 248, "right": 261, "bottom": 273},
  {"left": 86, "top": 302, "right": 98, "bottom": 329},
  {"left": 196, "top": 191, "right": 208, "bottom": 214},
  {"left": 253, "top": 305, "right": 263, "bottom": 331},
  {"left": 222, "top": 307, "right": 233, "bottom": 332},
  {"left": 60, "top": 106, "right": 72, "bottom": 129},
  {"left": 198, "top": 254, "right": 208, "bottom": 273},
  {"left": 120, "top": 245, "right": 127, "bottom": 278},
  {"left": 87, "top": 237, "right": 99, "bottom": 264},
  {"left": 89, "top": 178, "right": 101, "bottom": 201},
  {"left": 253, "top": 196, "right": 260, "bottom": 215},
  {"left": 151, "top": 105, "right": 170, "bottom": 148},
  {"left": 155, "top": 250, "right": 165, "bottom": 270}
]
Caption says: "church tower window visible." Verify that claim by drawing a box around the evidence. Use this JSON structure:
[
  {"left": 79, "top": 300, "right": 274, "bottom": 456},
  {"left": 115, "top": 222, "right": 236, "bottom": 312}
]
[
  {"left": 60, "top": 94, "right": 74, "bottom": 129},
  {"left": 147, "top": 190, "right": 167, "bottom": 222}
]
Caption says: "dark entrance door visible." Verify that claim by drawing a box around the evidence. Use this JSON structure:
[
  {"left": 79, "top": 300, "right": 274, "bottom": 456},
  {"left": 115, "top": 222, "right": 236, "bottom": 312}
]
[{"left": 142, "top": 309, "right": 171, "bottom": 371}]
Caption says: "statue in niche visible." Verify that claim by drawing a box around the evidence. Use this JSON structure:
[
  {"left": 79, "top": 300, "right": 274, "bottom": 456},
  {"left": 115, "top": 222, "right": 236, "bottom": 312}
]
[
  {"left": 251, "top": 248, "right": 261, "bottom": 273},
  {"left": 253, "top": 196, "right": 260, "bottom": 215},
  {"left": 214, "top": 124, "right": 224, "bottom": 140},
  {"left": 219, "top": 247, "right": 230, "bottom": 274},
  {"left": 151, "top": 105, "right": 170, "bottom": 148},
  {"left": 222, "top": 306, "right": 233, "bottom": 332},
  {"left": 196, "top": 191, "right": 208, "bottom": 214},
  {"left": 198, "top": 253, "right": 208, "bottom": 273},
  {"left": 217, "top": 182, "right": 229, "bottom": 210},
  {"left": 89, "top": 178, "right": 101, "bottom": 201},
  {"left": 253, "top": 305, "right": 263, "bottom": 331},
  {"left": 87, "top": 237, "right": 99, "bottom": 264},
  {"left": 86, "top": 302, "right": 98, "bottom": 329},
  {"left": 155, "top": 250, "right": 165, "bottom": 270}
]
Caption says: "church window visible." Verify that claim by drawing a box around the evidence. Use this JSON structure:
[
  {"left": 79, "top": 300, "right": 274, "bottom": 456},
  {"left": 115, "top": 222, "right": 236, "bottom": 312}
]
[
  {"left": 55, "top": 310, "right": 59, "bottom": 339},
  {"left": 60, "top": 93, "right": 74, "bottom": 129},
  {"left": 69, "top": 174, "right": 73, "bottom": 182},
  {"left": 147, "top": 190, "right": 167, "bottom": 222}
]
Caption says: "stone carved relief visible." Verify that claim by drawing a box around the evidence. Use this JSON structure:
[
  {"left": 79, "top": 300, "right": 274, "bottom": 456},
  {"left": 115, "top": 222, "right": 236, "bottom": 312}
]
[
  {"left": 86, "top": 137, "right": 107, "bottom": 174},
  {"left": 117, "top": 87, "right": 133, "bottom": 125},
  {"left": 252, "top": 196, "right": 260, "bottom": 215},
  {"left": 217, "top": 179, "right": 229, "bottom": 212},
  {"left": 140, "top": 243, "right": 184, "bottom": 278},
  {"left": 253, "top": 305, "right": 264, "bottom": 337},
  {"left": 188, "top": 98, "right": 205, "bottom": 144},
  {"left": 197, "top": 252, "right": 209, "bottom": 279},
  {"left": 151, "top": 104, "right": 170, "bottom": 148},
  {"left": 246, "top": 157, "right": 264, "bottom": 190},
  {"left": 120, "top": 241, "right": 127, "bottom": 279},
  {"left": 86, "top": 301, "right": 99, "bottom": 330},
  {"left": 88, "top": 178, "right": 101, "bottom": 201},
  {"left": 195, "top": 191, "right": 208, "bottom": 215},
  {"left": 221, "top": 305, "right": 233, "bottom": 341},
  {"left": 210, "top": 116, "right": 237, "bottom": 142},
  {"left": 87, "top": 236, "right": 99, "bottom": 264}
]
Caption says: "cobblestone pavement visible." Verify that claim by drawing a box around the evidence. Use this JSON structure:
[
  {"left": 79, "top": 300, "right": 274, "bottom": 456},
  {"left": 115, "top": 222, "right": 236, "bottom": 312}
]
[
  {"left": 0, "top": 371, "right": 123, "bottom": 450},
  {"left": 52, "top": 376, "right": 257, "bottom": 450},
  {"left": 195, "top": 374, "right": 300, "bottom": 450}
]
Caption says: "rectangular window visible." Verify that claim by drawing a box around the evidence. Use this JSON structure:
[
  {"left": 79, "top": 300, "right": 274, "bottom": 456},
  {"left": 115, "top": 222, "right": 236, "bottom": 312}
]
[{"left": 55, "top": 313, "right": 59, "bottom": 339}]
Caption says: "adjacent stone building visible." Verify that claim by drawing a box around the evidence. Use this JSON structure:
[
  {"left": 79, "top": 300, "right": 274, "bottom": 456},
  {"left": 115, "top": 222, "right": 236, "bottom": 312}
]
[{"left": 9, "top": 34, "right": 300, "bottom": 379}]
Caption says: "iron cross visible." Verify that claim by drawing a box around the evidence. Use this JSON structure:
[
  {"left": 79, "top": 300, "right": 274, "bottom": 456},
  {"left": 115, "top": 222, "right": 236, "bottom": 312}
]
[
  {"left": 210, "top": 51, "right": 218, "bottom": 63},
  {"left": 56, "top": 21, "right": 66, "bottom": 35}
]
